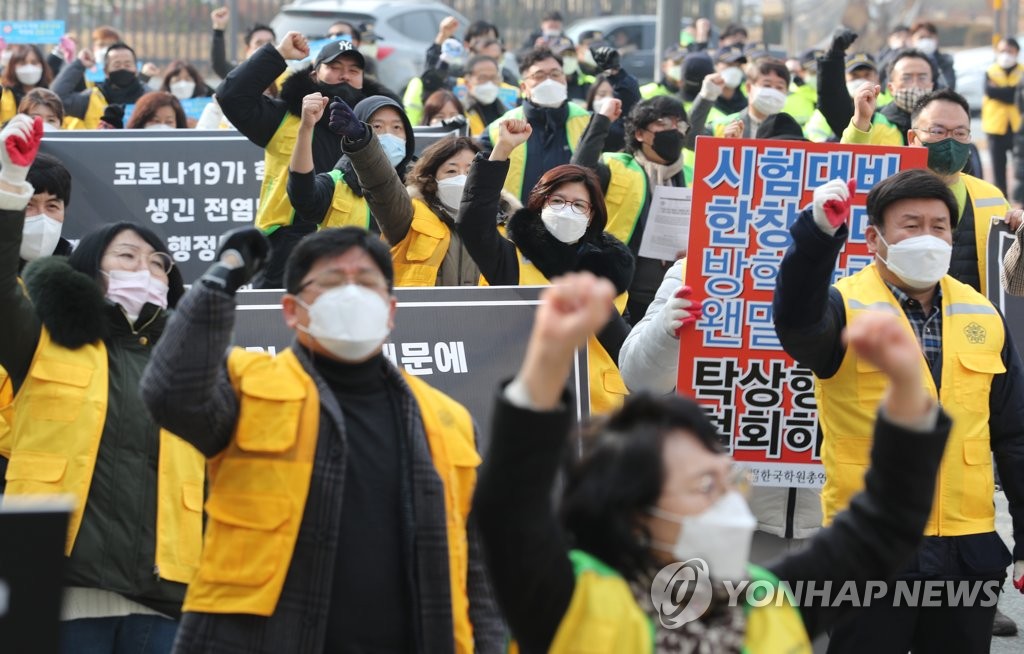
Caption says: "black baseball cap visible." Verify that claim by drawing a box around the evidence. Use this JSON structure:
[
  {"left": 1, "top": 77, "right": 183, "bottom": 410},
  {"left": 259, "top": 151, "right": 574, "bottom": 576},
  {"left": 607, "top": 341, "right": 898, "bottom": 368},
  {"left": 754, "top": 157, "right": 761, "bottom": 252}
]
[
  {"left": 716, "top": 47, "right": 747, "bottom": 65},
  {"left": 314, "top": 39, "right": 365, "bottom": 69},
  {"left": 845, "top": 52, "right": 877, "bottom": 74}
]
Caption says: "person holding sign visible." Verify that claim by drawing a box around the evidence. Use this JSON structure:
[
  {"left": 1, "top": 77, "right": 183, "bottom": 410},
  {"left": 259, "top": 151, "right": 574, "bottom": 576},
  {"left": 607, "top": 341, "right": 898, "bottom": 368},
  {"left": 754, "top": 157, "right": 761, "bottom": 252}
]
[
  {"left": 474, "top": 270, "right": 953, "bottom": 653},
  {"left": 458, "top": 118, "right": 634, "bottom": 415},
  {"left": 0, "top": 115, "right": 203, "bottom": 653},
  {"left": 216, "top": 30, "right": 400, "bottom": 288},
  {"left": 774, "top": 169, "right": 1024, "bottom": 653},
  {"left": 51, "top": 41, "right": 148, "bottom": 129},
  {"left": 572, "top": 95, "right": 691, "bottom": 322},
  {"left": 286, "top": 94, "right": 414, "bottom": 232},
  {"left": 140, "top": 226, "right": 504, "bottom": 654}
]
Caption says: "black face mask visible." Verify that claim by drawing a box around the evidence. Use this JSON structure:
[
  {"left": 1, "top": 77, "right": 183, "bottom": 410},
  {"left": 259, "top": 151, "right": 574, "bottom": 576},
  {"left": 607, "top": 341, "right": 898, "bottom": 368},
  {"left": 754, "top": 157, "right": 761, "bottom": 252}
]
[
  {"left": 651, "top": 129, "right": 685, "bottom": 163},
  {"left": 107, "top": 69, "right": 137, "bottom": 88},
  {"left": 318, "top": 82, "right": 361, "bottom": 106}
]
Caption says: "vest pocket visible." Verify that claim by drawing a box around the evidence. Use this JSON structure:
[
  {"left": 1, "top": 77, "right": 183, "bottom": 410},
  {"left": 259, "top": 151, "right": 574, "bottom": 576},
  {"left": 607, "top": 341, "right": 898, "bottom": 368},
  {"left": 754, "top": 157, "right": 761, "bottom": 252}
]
[
  {"left": 178, "top": 482, "right": 205, "bottom": 570},
  {"left": 406, "top": 218, "right": 447, "bottom": 261},
  {"left": 854, "top": 359, "right": 888, "bottom": 411},
  {"left": 828, "top": 436, "right": 872, "bottom": 510},
  {"left": 236, "top": 376, "right": 305, "bottom": 452},
  {"left": 28, "top": 359, "right": 93, "bottom": 422},
  {"left": 955, "top": 352, "right": 1004, "bottom": 413},
  {"left": 961, "top": 439, "right": 995, "bottom": 519},
  {"left": 199, "top": 493, "right": 291, "bottom": 586},
  {"left": 4, "top": 450, "right": 68, "bottom": 495}
]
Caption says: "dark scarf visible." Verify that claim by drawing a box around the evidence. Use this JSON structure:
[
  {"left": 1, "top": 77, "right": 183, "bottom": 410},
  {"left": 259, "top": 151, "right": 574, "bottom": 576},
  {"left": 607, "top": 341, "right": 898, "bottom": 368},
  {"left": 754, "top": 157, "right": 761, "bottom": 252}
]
[
  {"left": 506, "top": 208, "right": 635, "bottom": 295},
  {"left": 100, "top": 77, "right": 147, "bottom": 106}
]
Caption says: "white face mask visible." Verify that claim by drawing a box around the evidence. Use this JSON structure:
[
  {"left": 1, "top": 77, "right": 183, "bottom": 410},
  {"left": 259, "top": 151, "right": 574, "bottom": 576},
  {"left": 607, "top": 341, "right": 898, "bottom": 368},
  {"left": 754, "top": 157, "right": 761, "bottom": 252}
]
[
  {"left": 530, "top": 78, "right": 567, "bottom": 108},
  {"left": 541, "top": 204, "right": 589, "bottom": 243},
  {"left": 562, "top": 57, "right": 579, "bottom": 76},
  {"left": 470, "top": 81, "right": 500, "bottom": 105},
  {"left": 40, "top": 120, "right": 60, "bottom": 132},
  {"left": 751, "top": 86, "right": 787, "bottom": 116},
  {"left": 93, "top": 47, "right": 108, "bottom": 63},
  {"left": 668, "top": 64, "right": 683, "bottom": 82},
  {"left": 998, "top": 52, "right": 1018, "bottom": 69},
  {"left": 846, "top": 78, "right": 870, "bottom": 98},
  {"left": 104, "top": 269, "right": 169, "bottom": 323},
  {"left": 297, "top": 284, "right": 391, "bottom": 362},
  {"left": 20, "top": 213, "right": 63, "bottom": 261},
  {"left": 650, "top": 490, "right": 756, "bottom": 582},
  {"left": 915, "top": 38, "right": 937, "bottom": 56},
  {"left": 0, "top": 50, "right": 12, "bottom": 69},
  {"left": 803, "top": 74, "right": 817, "bottom": 88},
  {"left": 144, "top": 122, "right": 175, "bottom": 130},
  {"left": 436, "top": 174, "right": 467, "bottom": 213},
  {"left": 592, "top": 96, "right": 614, "bottom": 115},
  {"left": 876, "top": 232, "right": 952, "bottom": 289},
  {"left": 15, "top": 64, "right": 43, "bottom": 86},
  {"left": 169, "top": 79, "right": 195, "bottom": 100},
  {"left": 720, "top": 66, "right": 744, "bottom": 89}
]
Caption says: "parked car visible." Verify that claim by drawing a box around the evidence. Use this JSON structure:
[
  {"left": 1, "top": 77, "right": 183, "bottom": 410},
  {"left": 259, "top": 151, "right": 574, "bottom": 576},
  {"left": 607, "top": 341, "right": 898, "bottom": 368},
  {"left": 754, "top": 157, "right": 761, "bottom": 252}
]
[
  {"left": 565, "top": 15, "right": 658, "bottom": 84},
  {"left": 270, "top": 0, "right": 470, "bottom": 94}
]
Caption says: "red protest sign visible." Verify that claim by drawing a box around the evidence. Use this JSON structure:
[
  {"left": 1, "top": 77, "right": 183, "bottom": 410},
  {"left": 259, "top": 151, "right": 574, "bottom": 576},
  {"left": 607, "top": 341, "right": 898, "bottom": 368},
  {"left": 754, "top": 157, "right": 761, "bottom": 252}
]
[{"left": 677, "top": 137, "right": 927, "bottom": 487}]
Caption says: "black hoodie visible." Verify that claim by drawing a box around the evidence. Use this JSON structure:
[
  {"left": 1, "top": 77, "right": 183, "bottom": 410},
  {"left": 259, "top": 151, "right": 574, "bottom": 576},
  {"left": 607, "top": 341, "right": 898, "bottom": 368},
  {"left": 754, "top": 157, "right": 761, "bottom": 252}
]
[{"left": 287, "top": 95, "right": 414, "bottom": 229}]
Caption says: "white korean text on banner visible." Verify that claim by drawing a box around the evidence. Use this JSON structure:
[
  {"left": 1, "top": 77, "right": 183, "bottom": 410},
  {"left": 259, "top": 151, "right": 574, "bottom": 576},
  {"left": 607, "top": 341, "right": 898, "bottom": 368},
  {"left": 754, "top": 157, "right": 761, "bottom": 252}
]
[
  {"left": 233, "top": 285, "right": 589, "bottom": 455},
  {"left": 678, "top": 137, "right": 928, "bottom": 487},
  {"left": 40, "top": 128, "right": 469, "bottom": 283}
]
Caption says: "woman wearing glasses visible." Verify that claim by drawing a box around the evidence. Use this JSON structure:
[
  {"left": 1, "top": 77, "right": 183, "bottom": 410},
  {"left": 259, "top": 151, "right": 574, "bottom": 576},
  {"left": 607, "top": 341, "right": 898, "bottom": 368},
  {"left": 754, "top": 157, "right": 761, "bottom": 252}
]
[
  {"left": 457, "top": 117, "right": 634, "bottom": 414},
  {"left": 0, "top": 115, "right": 203, "bottom": 653},
  {"left": 474, "top": 272, "right": 951, "bottom": 654}
]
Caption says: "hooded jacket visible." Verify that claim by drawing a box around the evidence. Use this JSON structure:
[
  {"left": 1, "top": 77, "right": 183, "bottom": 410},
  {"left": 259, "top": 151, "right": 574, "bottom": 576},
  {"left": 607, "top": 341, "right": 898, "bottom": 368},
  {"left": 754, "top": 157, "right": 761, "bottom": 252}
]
[{"left": 287, "top": 95, "right": 414, "bottom": 230}]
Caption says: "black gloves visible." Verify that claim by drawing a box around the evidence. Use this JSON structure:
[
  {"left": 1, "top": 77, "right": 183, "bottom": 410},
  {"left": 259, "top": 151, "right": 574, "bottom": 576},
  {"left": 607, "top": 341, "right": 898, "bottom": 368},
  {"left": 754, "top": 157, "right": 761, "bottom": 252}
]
[
  {"left": 590, "top": 46, "right": 621, "bottom": 72},
  {"left": 99, "top": 104, "right": 124, "bottom": 129},
  {"left": 827, "top": 28, "right": 858, "bottom": 59},
  {"left": 200, "top": 227, "right": 271, "bottom": 295},
  {"left": 328, "top": 97, "right": 366, "bottom": 139}
]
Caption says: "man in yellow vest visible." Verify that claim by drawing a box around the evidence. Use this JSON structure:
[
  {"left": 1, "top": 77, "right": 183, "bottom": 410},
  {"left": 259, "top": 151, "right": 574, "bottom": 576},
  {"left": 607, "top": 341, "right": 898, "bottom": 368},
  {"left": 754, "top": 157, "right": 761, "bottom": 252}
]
[
  {"left": 773, "top": 169, "right": 1024, "bottom": 653},
  {"left": 140, "top": 227, "right": 503, "bottom": 653},
  {"left": 50, "top": 41, "right": 147, "bottom": 128},
  {"left": 480, "top": 48, "right": 591, "bottom": 202},
  {"left": 217, "top": 31, "right": 400, "bottom": 289}
]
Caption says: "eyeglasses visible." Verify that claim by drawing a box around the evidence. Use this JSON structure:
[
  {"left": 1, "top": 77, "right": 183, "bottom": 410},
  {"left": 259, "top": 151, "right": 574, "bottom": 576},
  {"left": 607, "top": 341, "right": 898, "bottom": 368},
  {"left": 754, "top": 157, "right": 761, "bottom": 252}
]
[
  {"left": 525, "top": 68, "right": 566, "bottom": 83},
  {"left": 644, "top": 117, "right": 689, "bottom": 135},
  {"left": 546, "top": 196, "right": 591, "bottom": 215},
  {"left": 107, "top": 246, "right": 174, "bottom": 276},
  {"left": 296, "top": 269, "right": 388, "bottom": 294},
  {"left": 913, "top": 125, "right": 971, "bottom": 142}
]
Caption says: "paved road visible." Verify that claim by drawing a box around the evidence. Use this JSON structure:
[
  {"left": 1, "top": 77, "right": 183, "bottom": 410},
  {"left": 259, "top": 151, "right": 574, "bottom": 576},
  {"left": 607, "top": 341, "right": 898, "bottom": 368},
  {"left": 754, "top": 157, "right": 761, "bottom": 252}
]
[{"left": 992, "top": 492, "right": 1022, "bottom": 653}]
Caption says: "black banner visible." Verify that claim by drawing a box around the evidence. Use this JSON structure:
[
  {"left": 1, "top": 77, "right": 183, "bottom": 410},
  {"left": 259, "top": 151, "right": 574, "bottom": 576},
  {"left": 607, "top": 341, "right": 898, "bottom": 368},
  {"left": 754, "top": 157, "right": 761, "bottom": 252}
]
[
  {"left": 40, "top": 127, "right": 470, "bottom": 283},
  {"left": 233, "top": 285, "right": 589, "bottom": 454},
  {"left": 986, "top": 220, "right": 1024, "bottom": 348}
]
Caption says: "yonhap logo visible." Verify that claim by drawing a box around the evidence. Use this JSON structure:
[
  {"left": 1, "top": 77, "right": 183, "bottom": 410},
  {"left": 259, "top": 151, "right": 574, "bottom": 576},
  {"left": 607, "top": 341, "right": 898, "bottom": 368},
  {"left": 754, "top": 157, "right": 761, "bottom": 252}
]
[{"left": 650, "top": 558, "right": 713, "bottom": 628}]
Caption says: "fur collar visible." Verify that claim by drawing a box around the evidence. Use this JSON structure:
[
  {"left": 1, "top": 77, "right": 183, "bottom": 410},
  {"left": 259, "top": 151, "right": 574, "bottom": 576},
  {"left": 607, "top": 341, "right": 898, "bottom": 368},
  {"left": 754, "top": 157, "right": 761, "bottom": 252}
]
[
  {"left": 506, "top": 209, "right": 635, "bottom": 294},
  {"left": 407, "top": 183, "right": 522, "bottom": 223},
  {"left": 22, "top": 256, "right": 110, "bottom": 348},
  {"left": 280, "top": 66, "right": 401, "bottom": 117}
]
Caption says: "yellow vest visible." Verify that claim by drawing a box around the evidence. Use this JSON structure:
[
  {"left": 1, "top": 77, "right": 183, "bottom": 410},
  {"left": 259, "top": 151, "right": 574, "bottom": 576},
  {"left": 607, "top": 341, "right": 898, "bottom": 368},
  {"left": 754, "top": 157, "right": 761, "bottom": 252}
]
[
  {"left": 545, "top": 550, "right": 810, "bottom": 654},
  {"left": 0, "top": 368, "right": 12, "bottom": 457},
  {"left": 817, "top": 265, "right": 1005, "bottom": 535},
  {"left": 468, "top": 110, "right": 486, "bottom": 137},
  {"left": 257, "top": 113, "right": 302, "bottom": 234},
  {"left": 185, "top": 347, "right": 480, "bottom": 653},
  {"left": 82, "top": 87, "right": 109, "bottom": 129},
  {"left": 0, "top": 88, "right": 16, "bottom": 124},
  {"left": 321, "top": 168, "right": 371, "bottom": 230},
  {"left": 391, "top": 198, "right": 453, "bottom": 287},
  {"left": 510, "top": 256, "right": 630, "bottom": 415},
  {"left": 487, "top": 104, "right": 590, "bottom": 200},
  {"left": 961, "top": 173, "right": 1010, "bottom": 297},
  {"left": 1, "top": 328, "right": 205, "bottom": 583},
  {"left": 602, "top": 153, "right": 648, "bottom": 245},
  {"left": 981, "top": 63, "right": 1023, "bottom": 134}
]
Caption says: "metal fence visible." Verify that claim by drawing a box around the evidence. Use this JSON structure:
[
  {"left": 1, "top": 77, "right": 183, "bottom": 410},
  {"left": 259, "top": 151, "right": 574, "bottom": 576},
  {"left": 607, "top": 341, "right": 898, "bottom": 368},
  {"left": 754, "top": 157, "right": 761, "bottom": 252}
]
[{"left": 1, "top": 0, "right": 729, "bottom": 79}]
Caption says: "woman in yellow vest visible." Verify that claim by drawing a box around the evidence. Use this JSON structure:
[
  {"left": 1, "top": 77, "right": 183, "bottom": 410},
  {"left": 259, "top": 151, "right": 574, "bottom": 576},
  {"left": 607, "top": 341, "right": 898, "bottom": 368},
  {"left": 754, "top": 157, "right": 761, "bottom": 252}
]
[
  {"left": 0, "top": 44, "right": 54, "bottom": 124},
  {"left": 0, "top": 115, "right": 204, "bottom": 652},
  {"left": 473, "top": 273, "right": 953, "bottom": 653},
  {"left": 458, "top": 118, "right": 634, "bottom": 415},
  {"left": 982, "top": 38, "right": 1023, "bottom": 197},
  {"left": 17, "top": 87, "right": 85, "bottom": 130}
]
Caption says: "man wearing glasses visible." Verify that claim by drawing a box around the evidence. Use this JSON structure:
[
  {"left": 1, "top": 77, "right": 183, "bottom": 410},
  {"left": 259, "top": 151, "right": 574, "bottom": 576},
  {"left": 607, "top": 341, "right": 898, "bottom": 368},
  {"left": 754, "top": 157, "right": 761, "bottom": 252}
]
[
  {"left": 141, "top": 227, "right": 504, "bottom": 653},
  {"left": 482, "top": 48, "right": 591, "bottom": 202},
  {"left": 841, "top": 49, "right": 937, "bottom": 146}
]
